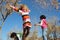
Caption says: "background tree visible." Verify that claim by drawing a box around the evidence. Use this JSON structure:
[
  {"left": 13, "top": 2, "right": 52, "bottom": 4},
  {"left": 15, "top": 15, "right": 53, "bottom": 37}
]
[
  {"left": 35, "top": 0, "right": 60, "bottom": 10},
  {"left": 0, "top": 0, "right": 21, "bottom": 30},
  {"left": 47, "top": 16, "right": 60, "bottom": 40}
]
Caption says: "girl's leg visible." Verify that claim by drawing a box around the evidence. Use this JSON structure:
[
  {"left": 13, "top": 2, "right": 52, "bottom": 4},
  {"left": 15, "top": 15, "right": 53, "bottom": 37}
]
[
  {"left": 22, "top": 27, "right": 27, "bottom": 40},
  {"left": 25, "top": 27, "right": 30, "bottom": 37},
  {"left": 42, "top": 28, "right": 44, "bottom": 40},
  {"left": 43, "top": 28, "right": 47, "bottom": 40}
]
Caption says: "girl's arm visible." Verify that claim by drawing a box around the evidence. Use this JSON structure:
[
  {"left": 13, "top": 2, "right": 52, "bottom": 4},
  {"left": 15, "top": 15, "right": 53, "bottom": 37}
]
[
  {"left": 43, "top": 19, "right": 48, "bottom": 26},
  {"left": 10, "top": 5, "right": 19, "bottom": 12},
  {"left": 34, "top": 23, "right": 42, "bottom": 26},
  {"left": 10, "top": 5, "right": 23, "bottom": 15},
  {"left": 34, "top": 24, "right": 40, "bottom": 26},
  {"left": 34, "top": 20, "right": 43, "bottom": 26}
]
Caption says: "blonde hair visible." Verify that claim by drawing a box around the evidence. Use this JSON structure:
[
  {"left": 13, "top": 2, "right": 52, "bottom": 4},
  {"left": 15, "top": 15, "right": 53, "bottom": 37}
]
[{"left": 19, "top": 4, "right": 29, "bottom": 12}]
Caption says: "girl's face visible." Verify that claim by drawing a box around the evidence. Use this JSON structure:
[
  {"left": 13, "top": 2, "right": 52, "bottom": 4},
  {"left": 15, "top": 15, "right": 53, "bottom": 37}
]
[{"left": 22, "top": 7, "right": 26, "bottom": 12}]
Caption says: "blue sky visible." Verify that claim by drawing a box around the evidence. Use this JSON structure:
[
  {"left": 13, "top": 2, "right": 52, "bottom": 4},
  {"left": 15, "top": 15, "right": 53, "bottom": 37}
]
[{"left": 1, "top": 0, "right": 60, "bottom": 40}]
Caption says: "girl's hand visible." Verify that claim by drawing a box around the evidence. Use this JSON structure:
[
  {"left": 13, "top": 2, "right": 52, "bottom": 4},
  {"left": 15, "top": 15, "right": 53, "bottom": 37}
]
[
  {"left": 10, "top": 5, "right": 12, "bottom": 8},
  {"left": 34, "top": 24, "right": 38, "bottom": 26},
  {"left": 34, "top": 24, "right": 40, "bottom": 26},
  {"left": 9, "top": 5, "right": 15, "bottom": 8}
]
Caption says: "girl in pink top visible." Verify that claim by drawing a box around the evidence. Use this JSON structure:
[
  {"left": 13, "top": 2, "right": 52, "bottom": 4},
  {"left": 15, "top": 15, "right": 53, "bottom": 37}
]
[{"left": 35, "top": 15, "right": 48, "bottom": 40}]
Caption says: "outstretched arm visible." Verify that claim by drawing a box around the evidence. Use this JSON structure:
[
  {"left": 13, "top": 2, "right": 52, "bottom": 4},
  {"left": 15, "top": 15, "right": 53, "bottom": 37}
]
[
  {"left": 34, "top": 24, "right": 41, "bottom": 26},
  {"left": 34, "top": 21, "right": 43, "bottom": 26},
  {"left": 10, "top": 5, "right": 19, "bottom": 12}
]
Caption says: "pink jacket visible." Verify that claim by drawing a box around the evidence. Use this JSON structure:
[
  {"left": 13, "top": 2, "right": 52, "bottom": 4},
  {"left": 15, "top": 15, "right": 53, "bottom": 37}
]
[{"left": 40, "top": 19, "right": 48, "bottom": 29}]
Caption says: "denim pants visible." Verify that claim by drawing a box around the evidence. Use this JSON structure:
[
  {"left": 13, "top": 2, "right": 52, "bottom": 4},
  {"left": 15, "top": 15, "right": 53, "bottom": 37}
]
[{"left": 42, "top": 28, "right": 47, "bottom": 40}]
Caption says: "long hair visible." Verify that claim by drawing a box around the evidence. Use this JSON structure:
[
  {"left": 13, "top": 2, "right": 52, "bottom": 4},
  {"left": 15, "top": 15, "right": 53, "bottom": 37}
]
[{"left": 19, "top": 4, "right": 29, "bottom": 12}]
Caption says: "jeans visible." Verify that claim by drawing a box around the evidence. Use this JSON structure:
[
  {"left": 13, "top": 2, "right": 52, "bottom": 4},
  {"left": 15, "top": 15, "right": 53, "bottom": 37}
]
[{"left": 42, "top": 28, "right": 47, "bottom": 40}]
